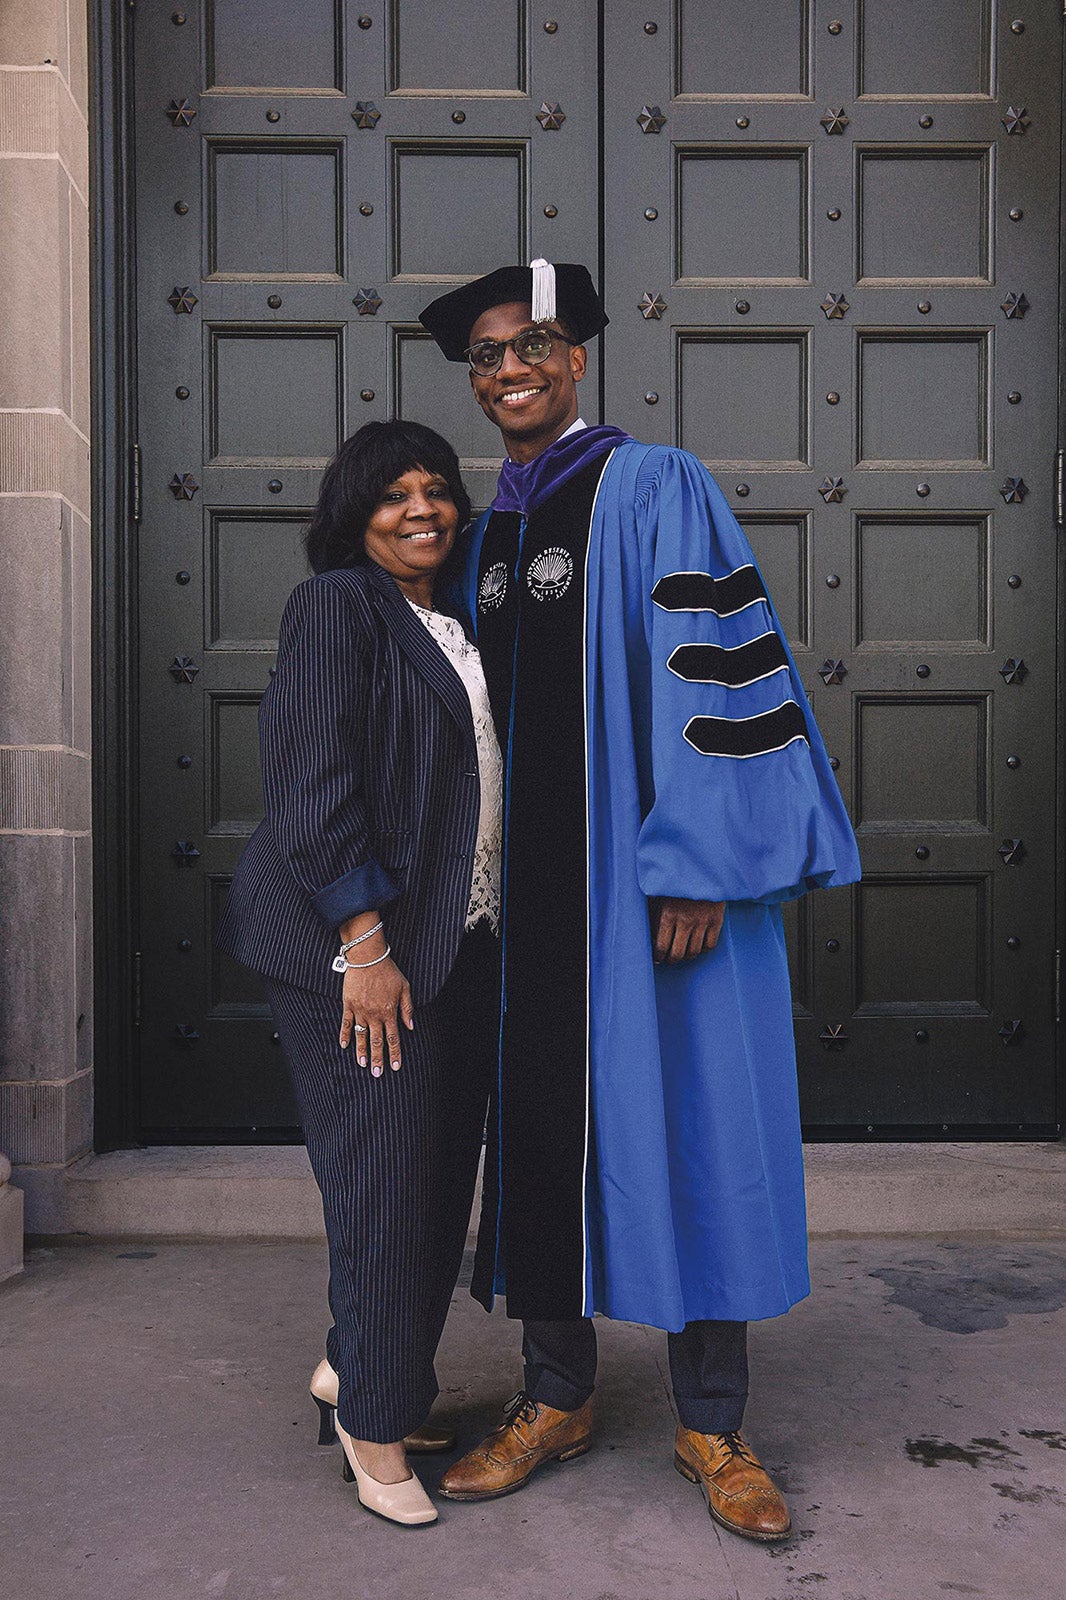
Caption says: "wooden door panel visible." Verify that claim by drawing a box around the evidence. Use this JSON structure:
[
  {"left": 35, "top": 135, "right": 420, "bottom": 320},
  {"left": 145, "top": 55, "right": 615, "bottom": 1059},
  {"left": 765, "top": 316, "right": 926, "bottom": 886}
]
[
  {"left": 204, "top": 0, "right": 345, "bottom": 92},
  {"left": 132, "top": 0, "right": 599, "bottom": 1136},
  {"left": 856, "top": 1, "right": 994, "bottom": 99},
  {"left": 604, "top": 0, "right": 1060, "bottom": 1133}
]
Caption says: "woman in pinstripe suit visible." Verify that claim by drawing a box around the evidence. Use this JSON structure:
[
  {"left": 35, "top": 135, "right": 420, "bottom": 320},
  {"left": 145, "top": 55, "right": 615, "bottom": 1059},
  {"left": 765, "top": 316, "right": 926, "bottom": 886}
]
[{"left": 217, "top": 421, "right": 502, "bottom": 1527}]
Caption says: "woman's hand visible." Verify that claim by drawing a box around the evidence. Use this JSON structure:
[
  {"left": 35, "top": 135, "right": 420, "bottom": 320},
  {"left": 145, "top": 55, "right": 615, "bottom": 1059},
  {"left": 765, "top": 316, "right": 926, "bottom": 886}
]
[{"left": 338, "top": 934, "right": 415, "bottom": 1075}]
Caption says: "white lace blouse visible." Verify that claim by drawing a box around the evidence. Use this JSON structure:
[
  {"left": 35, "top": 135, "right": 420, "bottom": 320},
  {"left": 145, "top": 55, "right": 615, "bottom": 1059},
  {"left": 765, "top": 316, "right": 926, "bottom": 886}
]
[{"left": 406, "top": 601, "right": 503, "bottom": 931}]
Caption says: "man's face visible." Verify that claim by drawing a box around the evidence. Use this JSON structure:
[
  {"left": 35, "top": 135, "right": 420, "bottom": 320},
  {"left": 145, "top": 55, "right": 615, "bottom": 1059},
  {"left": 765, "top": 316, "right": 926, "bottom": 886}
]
[{"left": 467, "top": 300, "right": 587, "bottom": 456}]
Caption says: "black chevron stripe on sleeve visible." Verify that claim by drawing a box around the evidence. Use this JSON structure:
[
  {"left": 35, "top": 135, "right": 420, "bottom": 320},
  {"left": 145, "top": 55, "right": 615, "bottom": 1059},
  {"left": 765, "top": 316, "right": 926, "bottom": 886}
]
[
  {"left": 683, "top": 700, "right": 810, "bottom": 759},
  {"left": 667, "top": 631, "right": 789, "bottom": 688},
  {"left": 651, "top": 565, "right": 768, "bottom": 616}
]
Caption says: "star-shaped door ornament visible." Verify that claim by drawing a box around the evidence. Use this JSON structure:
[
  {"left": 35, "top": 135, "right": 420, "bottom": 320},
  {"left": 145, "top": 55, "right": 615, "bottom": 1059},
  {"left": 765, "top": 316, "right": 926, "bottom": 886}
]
[
  {"left": 352, "top": 288, "right": 382, "bottom": 316},
  {"left": 998, "top": 1019, "right": 1025, "bottom": 1045},
  {"left": 820, "top": 293, "right": 850, "bottom": 320},
  {"left": 638, "top": 292, "right": 667, "bottom": 320},
  {"left": 819, "top": 659, "right": 848, "bottom": 685},
  {"left": 166, "top": 99, "right": 197, "bottom": 127},
  {"left": 174, "top": 1024, "right": 201, "bottom": 1045},
  {"left": 351, "top": 101, "right": 381, "bottom": 129},
  {"left": 536, "top": 102, "right": 566, "bottom": 130},
  {"left": 1002, "top": 106, "right": 1031, "bottom": 135},
  {"left": 637, "top": 105, "right": 667, "bottom": 135},
  {"left": 1000, "top": 477, "right": 1028, "bottom": 503},
  {"left": 171, "top": 840, "right": 202, "bottom": 867},
  {"left": 169, "top": 473, "right": 199, "bottom": 500},
  {"left": 169, "top": 655, "right": 200, "bottom": 684},
  {"left": 819, "top": 1023, "right": 848, "bottom": 1050},
  {"left": 168, "top": 286, "right": 198, "bottom": 314},
  {"left": 997, "top": 838, "right": 1026, "bottom": 866},
  {"left": 1000, "top": 291, "right": 1030, "bottom": 319},
  {"left": 999, "top": 657, "right": 1028, "bottom": 684},
  {"left": 820, "top": 108, "right": 849, "bottom": 135},
  {"left": 819, "top": 476, "right": 847, "bottom": 503}
]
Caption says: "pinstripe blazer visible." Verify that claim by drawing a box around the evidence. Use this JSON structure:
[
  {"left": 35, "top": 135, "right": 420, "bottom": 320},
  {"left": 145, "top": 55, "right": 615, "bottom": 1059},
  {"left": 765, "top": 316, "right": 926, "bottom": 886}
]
[{"left": 215, "top": 562, "right": 482, "bottom": 1002}]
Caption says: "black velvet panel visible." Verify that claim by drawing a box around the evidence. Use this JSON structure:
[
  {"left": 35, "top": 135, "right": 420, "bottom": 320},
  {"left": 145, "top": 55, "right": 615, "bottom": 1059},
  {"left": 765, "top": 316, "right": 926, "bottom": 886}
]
[
  {"left": 651, "top": 564, "right": 768, "bottom": 616},
  {"left": 668, "top": 631, "right": 789, "bottom": 687},
  {"left": 472, "top": 458, "right": 610, "bottom": 1320},
  {"left": 684, "top": 699, "right": 810, "bottom": 758}
]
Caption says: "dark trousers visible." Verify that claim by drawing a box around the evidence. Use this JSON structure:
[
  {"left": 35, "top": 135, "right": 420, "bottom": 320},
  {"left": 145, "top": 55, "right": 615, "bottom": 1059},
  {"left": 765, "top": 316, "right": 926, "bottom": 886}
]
[
  {"left": 264, "top": 921, "right": 498, "bottom": 1443},
  {"left": 523, "top": 1316, "right": 749, "bottom": 1434}
]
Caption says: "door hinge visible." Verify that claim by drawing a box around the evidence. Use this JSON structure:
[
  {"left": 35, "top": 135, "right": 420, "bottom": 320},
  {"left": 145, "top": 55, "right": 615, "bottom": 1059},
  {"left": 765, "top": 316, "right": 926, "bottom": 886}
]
[
  {"left": 131, "top": 441, "right": 142, "bottom": 523},
  {"left": 1055, "top": 447, "right": 1065, "bottom": 529},
  {"left": 1056, "top": 949, "right": 1061, "bottom": 1026},
  {"left": 132, "top": 949, "right": 142, "bottom": 1029}
]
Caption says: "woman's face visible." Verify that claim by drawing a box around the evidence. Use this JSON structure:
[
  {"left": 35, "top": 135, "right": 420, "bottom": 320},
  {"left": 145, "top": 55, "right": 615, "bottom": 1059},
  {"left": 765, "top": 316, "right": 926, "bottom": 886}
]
[{"left": 361, "top": 466, "right": 460, "bottom": 591}]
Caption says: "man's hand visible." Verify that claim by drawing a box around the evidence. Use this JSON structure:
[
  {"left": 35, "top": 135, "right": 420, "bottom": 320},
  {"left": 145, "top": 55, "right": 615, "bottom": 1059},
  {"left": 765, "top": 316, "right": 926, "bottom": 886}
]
[{"left": 651, "top": 897, "right": 726, "bottom": 964}]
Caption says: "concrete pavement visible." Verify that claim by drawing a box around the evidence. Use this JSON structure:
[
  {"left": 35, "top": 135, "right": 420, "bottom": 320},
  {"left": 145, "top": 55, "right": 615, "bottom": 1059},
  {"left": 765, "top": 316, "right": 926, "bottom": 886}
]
[{"left": 1, "top": 1238, "right": 1064, "bottom": 1600}]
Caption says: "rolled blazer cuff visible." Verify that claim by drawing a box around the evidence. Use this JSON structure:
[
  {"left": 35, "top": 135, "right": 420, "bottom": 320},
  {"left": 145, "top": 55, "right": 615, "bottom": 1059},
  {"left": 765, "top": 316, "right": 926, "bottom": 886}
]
[{"left": 311, "top": 858, "right": 399, "bottom": 929}]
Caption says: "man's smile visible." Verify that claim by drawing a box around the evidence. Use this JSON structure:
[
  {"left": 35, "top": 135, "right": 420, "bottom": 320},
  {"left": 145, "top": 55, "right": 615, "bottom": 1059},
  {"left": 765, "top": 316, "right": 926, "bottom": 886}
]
[{"left": 497, "top": 385, "right": 548, "bottom": 409}]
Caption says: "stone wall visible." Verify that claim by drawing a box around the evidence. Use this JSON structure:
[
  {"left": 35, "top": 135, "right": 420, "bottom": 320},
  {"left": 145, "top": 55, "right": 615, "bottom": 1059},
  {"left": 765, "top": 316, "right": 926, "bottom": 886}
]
[{"left": 0, "top": 0, "right": 92, "bottom": 1239}]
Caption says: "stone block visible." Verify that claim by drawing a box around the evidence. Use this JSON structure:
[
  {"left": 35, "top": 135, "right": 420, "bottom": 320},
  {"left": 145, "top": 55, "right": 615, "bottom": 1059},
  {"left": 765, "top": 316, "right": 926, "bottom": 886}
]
[
  {"left": 9, "top": 1160, "right": 67, "bottom": 1235},
  {"left": 0, "top": 834, "right": 78, "bottom": 1080},
  {"left": 0, "top": 496, "right": 71, "bottom": 746},
  {"left": 0, "top": 66, "right": 90, "bottom": 200},
  {"left": 0, "top": 748, "right": 89, "bottom": 831},
  {"left": 0, "top": 1071, "right": 92, "bottom": 1165},
  {"left": 0, "top": 159, "right": 69, "bottom": 410},
  {"left": 0, "top": 411, "right": 90, "bottom": 510},
  {"left": 0, "top": 0, "right": 65, "bottom": 74},
  {"left": 0, "top": 1154, "right": 23, "bottom": 1282},
  {"left": 65, "top": 0, "right": 88, "bottom": 118}
]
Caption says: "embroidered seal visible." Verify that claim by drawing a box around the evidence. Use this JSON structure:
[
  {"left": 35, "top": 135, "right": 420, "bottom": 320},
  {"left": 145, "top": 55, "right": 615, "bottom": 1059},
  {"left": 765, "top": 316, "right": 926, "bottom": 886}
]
[
  {"left": 478, "top": 561, "right": 508, "bottom": 612},
  {"left": 526, "top": 546, "right": 574, "bottom": 602}
]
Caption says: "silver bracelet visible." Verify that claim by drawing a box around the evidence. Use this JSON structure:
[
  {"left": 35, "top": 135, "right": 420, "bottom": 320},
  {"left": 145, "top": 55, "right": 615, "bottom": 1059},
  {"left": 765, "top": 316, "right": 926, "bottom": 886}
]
[
  {"left": 331, "top": 943, "right": 391, "bottom": 974},
  {"left": 338, "top": 920, "right": 383, "bottom": 956}
]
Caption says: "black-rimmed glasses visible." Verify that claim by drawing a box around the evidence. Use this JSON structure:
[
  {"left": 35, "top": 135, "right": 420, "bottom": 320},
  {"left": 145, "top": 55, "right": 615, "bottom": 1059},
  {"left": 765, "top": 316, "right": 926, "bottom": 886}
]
[{"left": 464, "top": 325, "right": 578, "bottom": 376}]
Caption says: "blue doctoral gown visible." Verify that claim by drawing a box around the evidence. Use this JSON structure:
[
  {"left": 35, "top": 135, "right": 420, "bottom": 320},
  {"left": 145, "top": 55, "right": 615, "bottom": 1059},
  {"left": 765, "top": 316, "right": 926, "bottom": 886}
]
[{"left": 466, "top": 437, "right": 861, "bottom": 1331}]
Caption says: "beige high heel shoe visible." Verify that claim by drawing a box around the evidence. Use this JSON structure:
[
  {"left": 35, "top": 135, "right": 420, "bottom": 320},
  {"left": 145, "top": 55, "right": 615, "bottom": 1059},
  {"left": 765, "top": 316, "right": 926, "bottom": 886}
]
[
  {"left": 309, "top": 1359, "right": 456, "bottom": 1454},
  {"left": 334, "top": 1417, "right": 438, "bottom": 1527}
]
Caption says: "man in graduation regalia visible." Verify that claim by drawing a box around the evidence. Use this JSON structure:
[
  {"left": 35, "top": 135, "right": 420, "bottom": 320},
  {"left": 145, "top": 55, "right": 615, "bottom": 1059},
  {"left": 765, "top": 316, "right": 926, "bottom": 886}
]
[{"left": 418, "top": 262, "right": 860, "bottom": 1542}]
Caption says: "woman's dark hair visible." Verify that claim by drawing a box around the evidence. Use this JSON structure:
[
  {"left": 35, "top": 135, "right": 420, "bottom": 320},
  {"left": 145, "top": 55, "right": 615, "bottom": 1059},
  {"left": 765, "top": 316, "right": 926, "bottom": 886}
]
[{"left": 305, "top": 419, "right": 473, "bottom": 578}]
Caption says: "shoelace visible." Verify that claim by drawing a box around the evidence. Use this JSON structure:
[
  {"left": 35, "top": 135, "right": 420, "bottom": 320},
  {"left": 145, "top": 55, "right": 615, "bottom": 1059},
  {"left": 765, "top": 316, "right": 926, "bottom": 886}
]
[
  {"left": 502, "top": 1390, "right": 540, "bottom": 1430},
  {"left": 716, "top": 1430, "right": 759, "bottom": 1468}
]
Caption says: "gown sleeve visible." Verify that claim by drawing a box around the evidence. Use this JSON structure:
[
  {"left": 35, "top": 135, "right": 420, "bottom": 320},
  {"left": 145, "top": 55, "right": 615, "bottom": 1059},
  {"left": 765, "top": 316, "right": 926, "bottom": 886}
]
[
  {"left": 261, "top": 574, "right": 399, "bottom": 928},
  {"left": 633, "top": 448, "right": 861, "bottom": 906}
]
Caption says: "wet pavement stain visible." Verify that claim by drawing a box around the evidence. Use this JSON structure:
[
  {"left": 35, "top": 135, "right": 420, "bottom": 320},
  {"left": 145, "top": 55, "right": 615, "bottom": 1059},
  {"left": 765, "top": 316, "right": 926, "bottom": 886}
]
[
  {"left": 868, "top": 1246, "right": 1066, "bottom": 1333},
  {"left": 1019, "top": 1427, "right": 1066, "bottom": 1451},
  {"left": 904, "top": 1436, "right": 1021, "bottom": 1469},
  {"left": 990, "top": 1481, "right": 1063, "bottom": 1505}
]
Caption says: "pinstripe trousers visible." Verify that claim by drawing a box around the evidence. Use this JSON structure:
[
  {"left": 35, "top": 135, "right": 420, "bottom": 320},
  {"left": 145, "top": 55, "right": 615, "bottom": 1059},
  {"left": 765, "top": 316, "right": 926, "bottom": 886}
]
[{"left": 263, "top": 921, "right": 499, "bottom": 1442}]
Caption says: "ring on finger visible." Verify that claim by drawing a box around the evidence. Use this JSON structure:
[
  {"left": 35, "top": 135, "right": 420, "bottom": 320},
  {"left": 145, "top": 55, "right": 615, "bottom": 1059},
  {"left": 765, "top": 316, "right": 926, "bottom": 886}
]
[{"left": 352, "top": 1022, "right": 367, "bottom": 1034}]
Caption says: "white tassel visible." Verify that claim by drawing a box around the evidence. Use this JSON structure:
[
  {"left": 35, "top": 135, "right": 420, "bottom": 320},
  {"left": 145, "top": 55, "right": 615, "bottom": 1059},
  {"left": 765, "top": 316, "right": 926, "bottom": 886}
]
[{"left": 529, "top": 257, "right": 557, "bottom": 324}]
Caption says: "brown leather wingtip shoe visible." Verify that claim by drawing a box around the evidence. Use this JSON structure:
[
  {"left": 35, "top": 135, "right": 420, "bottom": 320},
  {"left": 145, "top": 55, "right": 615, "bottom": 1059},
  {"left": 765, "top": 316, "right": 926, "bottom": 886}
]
[
  {"left": 438, "top": 1392, "right": 593, "bottom": 1502},
  {"left": 674, "top": 1426, "right": 792, "bottom": 1543}
]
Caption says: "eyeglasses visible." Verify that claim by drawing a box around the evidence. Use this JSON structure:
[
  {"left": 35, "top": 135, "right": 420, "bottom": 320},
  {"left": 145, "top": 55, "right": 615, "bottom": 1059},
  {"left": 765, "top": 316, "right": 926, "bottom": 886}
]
[{"left": 464, "top": 325, "right": 578, "bottom": 376}]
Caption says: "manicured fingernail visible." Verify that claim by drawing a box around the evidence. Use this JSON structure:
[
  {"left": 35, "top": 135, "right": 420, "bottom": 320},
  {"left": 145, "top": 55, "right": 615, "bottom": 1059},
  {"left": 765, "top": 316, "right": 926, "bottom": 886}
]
[
  {"left": 340, "top": 1040, "right": 348, "bottom": 1049},
  {"left": 391, "top": 1061, "right": 400, "bottom": 1071},
  {"left": 358, "top": 1055, "right": 366, "bottom": 1067},
  {"left": 372, "top": 1065, "right": 382, "bottom": 1077}
]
